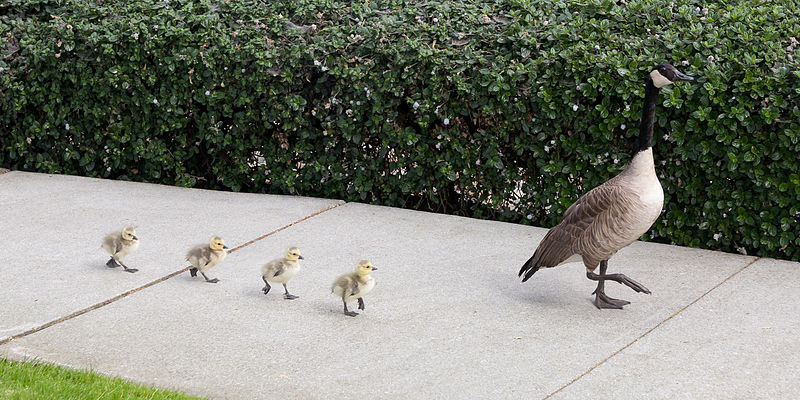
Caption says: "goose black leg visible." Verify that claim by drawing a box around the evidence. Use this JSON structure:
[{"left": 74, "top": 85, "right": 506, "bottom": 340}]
[
  {"left": 283, "top": 283, "right": 298, "bottom": 300},
  {"left": 587, "top": 260, "right": 650, "bottom": 309},
  {"left": 117, "top": 261, "right": 138, "bottom": 273},
  {"left": 343, "top": 300, "right": 358, "bottom": 317},
  {"left": 357, "top": 298, "right": 365, "bottom": 310},
  {"left": 200, "top": 272, "right": 219, "bottom": 283},
  {"left": 262, "top": 277, "right": 271, "bottom": 295},
  {"left": 189, "top": 268, "right": 198, "bottom": 277},
  {"left": 106, "top": 257, "right": 119, "bottom": 268}
]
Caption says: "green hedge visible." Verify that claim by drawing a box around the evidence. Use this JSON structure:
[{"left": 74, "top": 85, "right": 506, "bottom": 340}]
[{"left": 1, "top": 0, "right": 798, "bottom": 261}]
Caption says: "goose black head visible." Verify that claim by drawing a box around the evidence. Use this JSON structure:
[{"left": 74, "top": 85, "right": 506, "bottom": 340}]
[{"left": 650, "top": 64, "right": 694, "bottom": 88}]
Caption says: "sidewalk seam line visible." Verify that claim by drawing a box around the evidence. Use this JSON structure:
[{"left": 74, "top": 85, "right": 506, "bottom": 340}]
[
  {"left": 0, "top": 201, "right": 344, "bottom": 347},
  {"left": 542, "top": 256, "right": 762, "bottom": 400}
]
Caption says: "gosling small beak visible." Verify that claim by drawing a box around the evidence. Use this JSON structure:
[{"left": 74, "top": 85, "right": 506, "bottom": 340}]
[
  {"left": 674, "top": 71, "right": 694, "bottom": 82},
  {"left": 371, "top": 266, "right": 378, "bottom": 271},
  {"left": 223, "top": 245, "right": 229, "bottom": 250},
  {"left": 132, "top": 236, "right": 138, "bottom": 240},
  {"left": 298, "top": 255, "right": 305, "bottom": 260}
]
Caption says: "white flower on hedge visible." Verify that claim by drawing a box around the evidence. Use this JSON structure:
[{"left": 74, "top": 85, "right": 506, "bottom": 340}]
[
  {"left": 205, "top": 90, "right": 210, "bottom": 96},
  {"left": 314, "top": 60, "right": 321, "bottom": 66},
  {"left": 321, "top": 66, "right": 328, "bottom": 72},
  {"left": 476, "top": 159, "right": 481, "bottom": 165},
  {"left": 413, "top": 101, "right": 420, "bottom": 109},
  {"left": 443, "top": 118, "right": 450, "bottom": 125},
  {"left": 132, "top": 32, "right": 139, "bottom": 40},
  {"left": 594, "top": 45, "right": 600, "bottom": 50},
  {"left": 550, "top": 140, "right": 555, "bottom": 145},
  {"left": 433, "top": 18, "right": 439, "bottom": 23},
  {"left": 107, "top": 167, "right": 111, "bottom": 172},
  {"left": 526, "top": 214, "right": 532, "bottom": 220},
  {"left": 713, "top": 233, "right": 721, "bottom": 241},
  {"left": 707, "top": 55, "right": 715, "bottom": 62},
  {"left": 153, "top": 99, "right": 158, "bottom": 104},
  {"left": 620, "top": 124, "right": 626, "bottom": 130},
  {"left": 65, "top": 123, "right": 70, "bottom": 130},
  {"left": 613, "top": 158, "right": 619, "bottom": 164},
  {"left": 544, "top": 145, "right": 550, "bottom": 152},
  {"left": 356, "top": 101, "right": 361, "bottom": 106},
  {"left": 355, "top": 17, "right": 360, "bottom": 22},
  {"left": 572, "top": 104, "right": 578, "bottom": 111}
]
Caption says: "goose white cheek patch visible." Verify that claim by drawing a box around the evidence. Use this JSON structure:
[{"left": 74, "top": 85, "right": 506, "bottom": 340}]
[{"left": 650, "top": 70, "right": 673, "bottom": 88}]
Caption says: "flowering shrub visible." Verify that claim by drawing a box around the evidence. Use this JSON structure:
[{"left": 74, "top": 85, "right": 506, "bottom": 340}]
[{"left": 1, "top": 0, "right": 798, "bottom": 260}]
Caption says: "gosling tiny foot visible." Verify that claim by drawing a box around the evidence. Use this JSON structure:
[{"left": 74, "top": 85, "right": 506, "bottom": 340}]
[
  {"left": 205, "top": 278, "right": 219, "bottom": 284},
  {"left": 593, "top": 290, "right": 631, "bottom": 309},
  {"left": 284, "top": 294, "right": 299, "bottom": 300},
  {"left": 262, "top": 287, "right": 270, "bottom": 295},
  {"left": 123, "top": 268, "right": 139, "bottom": 273},
  {"left": 344, "top": 311, "right": 359, "bottom": 317}
]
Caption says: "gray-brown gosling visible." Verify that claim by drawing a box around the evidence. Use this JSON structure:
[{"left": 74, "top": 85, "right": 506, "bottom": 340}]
[
  {"left": 186, "top": 236, "right": 228, "bottom": 283},
  {"left": 331, "top": 260, "right": 377, "bottom": 317},
  {"left": 101, "top": 226, "right": 139, "bottom": 273},
  {"left": 261, "top": 247, "right": 304, "bottom": 300},
  {"left": 519, "top": 63, "right": 694, "bottom": 309}
]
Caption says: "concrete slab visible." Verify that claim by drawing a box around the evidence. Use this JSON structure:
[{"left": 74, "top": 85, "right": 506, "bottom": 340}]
[
  {"left": 0, "top": 171, "right": 342, "bottom": 341},
  {"left": 551, "top": 257, "right": 800, "bottom": 399},
  {"left": 1, "top": 200, "right": 757, "bottom": 399}
]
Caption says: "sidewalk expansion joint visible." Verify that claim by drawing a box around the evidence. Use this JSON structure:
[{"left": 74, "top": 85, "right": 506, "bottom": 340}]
[
  {"left": 542, "top": 256, "right": 762, "bottom": 400},
  {"left": 0, "top": 201, "right": 344, "bottom": 347}
]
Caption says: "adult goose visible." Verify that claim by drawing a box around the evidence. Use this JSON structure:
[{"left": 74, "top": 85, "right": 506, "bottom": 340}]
[{"left": 518, "top": 63, "right": 694, "bottom": 309}]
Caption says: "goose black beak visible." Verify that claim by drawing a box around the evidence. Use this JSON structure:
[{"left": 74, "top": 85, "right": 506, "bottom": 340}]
[
  {"left": 133, "top": 236, "right": 138, "bottom": 240},
  {"left": 223, "top": 245, "right": 229, "bottom": 249},
  {"left": 674, "top": 71, "right": 694, "bottom": 82},
  {"left": 371, "top": 266, "right": 378, "bottom": 271},
  {"left": 298, "top": 255, "right": 305, "bottom": 260}
]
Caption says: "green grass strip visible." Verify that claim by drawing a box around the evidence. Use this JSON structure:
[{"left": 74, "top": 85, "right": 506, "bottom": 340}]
[{"left": 0, "top": 358, "right": 203, "bottom": 400}]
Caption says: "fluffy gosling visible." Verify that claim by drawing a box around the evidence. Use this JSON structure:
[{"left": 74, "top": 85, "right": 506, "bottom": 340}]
[
  {"left": 331, "top": 260, "right": 377, "bottom": 317},
  {"left": 101, "top": 226, "right": 139, "bottom": 273},
  {"left": 186, "top": 236, "right": 228, "bottom": 283},
  {"left": 261, "top": 247, "right": 304, "bottom": 300}
]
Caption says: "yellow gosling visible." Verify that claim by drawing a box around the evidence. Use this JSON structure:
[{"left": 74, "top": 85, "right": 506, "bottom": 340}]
[
  {"left": 101, "top": 226, "right": 139, "bottom": 273},
  {"left": 261, "top": 247, "right": 304, "bottom": 300},
  {"left": 331, "top": 260, "right": 377, "bottom": 317},
  {"left": 186, "top": 236, "right": 228, "bottom": 283}
]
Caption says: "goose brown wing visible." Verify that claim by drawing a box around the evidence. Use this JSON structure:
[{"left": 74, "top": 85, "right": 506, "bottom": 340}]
[{"left": 519, "top": 179, "right": 631, "bottom": 281}]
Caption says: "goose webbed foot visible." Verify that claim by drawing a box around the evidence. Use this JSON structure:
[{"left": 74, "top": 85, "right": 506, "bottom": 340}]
[
  {"left": 610, "top": 273, "right": 651, "bottom": 294},
  {"left": 343, "top": 302, "right": 358, "bottom": 317},
  {"left": 262, "top": 280, "right": 271, "bottom": 295},
  {"left": 282, "top": 284, "right": 298, "bottom": 300},
  {"left": 201, "top": 272, "right": 219, "bottom": 283},
  {"left": 592, "top": 288, "right": 631, "bottom": 309},
  {"left": 122, "top": 267, "right": 138, "bottom": 273}
]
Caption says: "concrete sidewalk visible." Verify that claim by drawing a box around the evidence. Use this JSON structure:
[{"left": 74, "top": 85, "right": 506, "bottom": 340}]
[{"left": 1, "top": 171, "right": 797, "bottom": 399}]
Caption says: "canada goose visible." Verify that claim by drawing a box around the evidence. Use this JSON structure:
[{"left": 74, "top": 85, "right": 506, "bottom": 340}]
[
  {"left": 186, "top": 236, "right": 228, "bottom": 283},
  {"left": 519, "top": 63, "right": 694, "bottom": 309},
  {"left": 101, "top": 226, "right": 139, "bottom": 273},
  {"left": 331, "top": 260, "right": 377, "bottom": 317},
  {"left": 261, "top": 247, "right": 304, "bottom": 300}
]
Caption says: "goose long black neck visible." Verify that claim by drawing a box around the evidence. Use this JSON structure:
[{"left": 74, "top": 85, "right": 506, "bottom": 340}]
[{"left": 635, "top": 78, "right": 659, "bottom": 153}]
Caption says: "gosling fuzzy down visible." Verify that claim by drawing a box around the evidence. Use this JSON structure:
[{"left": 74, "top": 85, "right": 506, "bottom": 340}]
[
  {"left": 186, "top": 236, "right": 228, "bottom": 283},
  {"left": 101, "top": 226, "right": 139, "bottom": 273},
  {"left": 331, "top": 260, "right": 377, "bottom": 317},
  {"left": 261, "top": 247, "right": 304, "bottom": 300}
]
